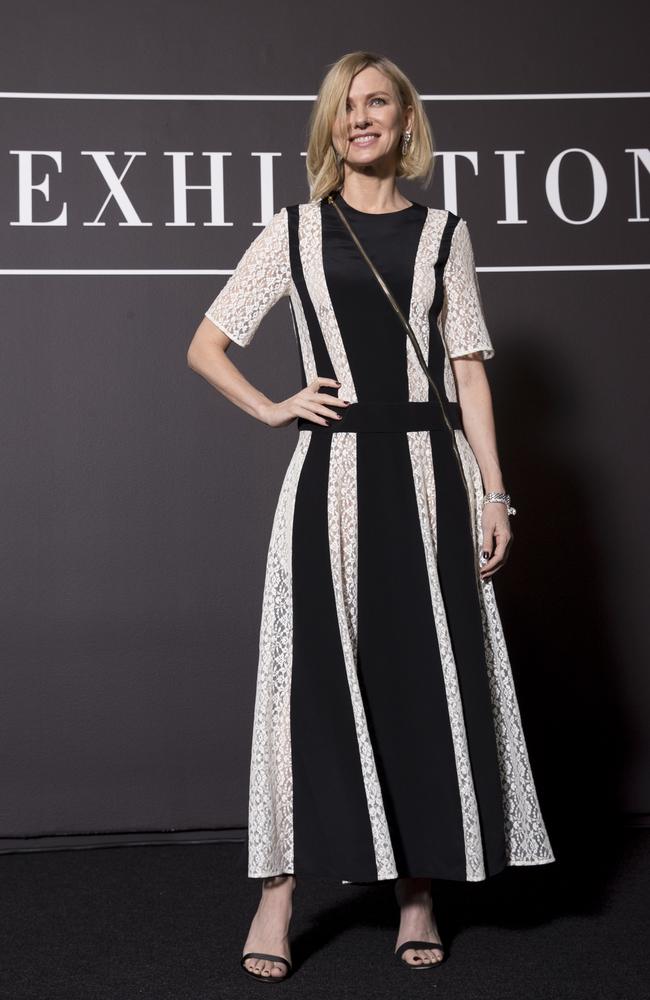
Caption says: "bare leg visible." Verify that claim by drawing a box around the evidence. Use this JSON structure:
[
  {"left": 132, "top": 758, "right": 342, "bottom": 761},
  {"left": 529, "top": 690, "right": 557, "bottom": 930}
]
[
  {"left": 241, "top": 873, "right": 296, "bottom": 979},
  {"left": 393, "top": 876, "right": 444, "bottom": 966}
]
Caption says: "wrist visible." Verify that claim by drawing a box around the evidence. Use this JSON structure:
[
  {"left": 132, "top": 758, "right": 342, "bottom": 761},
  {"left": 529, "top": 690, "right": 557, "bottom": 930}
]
[
  {"left": 483, "top": 490, "right": 517, "bottom": 517},
  {"left": 482, "top": 477, "right": 505, "bottom": 493},
  {"left": 255, "top": 398, "right": 274, "bottom": 425}
]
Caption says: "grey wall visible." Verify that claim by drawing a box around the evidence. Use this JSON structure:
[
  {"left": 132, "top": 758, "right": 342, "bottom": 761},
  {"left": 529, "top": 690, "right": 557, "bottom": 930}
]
[{"left": 1, "top": 0, "right": 648, "bottom": 847}]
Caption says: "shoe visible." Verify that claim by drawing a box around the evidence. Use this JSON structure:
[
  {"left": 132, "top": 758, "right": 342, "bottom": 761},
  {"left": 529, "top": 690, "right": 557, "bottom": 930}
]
[
  {"left": 394, "top": 939, "right": 446, "bottom": 970},
  {"left": 240, "top": 951, "right": 293, "bottom": 983}
]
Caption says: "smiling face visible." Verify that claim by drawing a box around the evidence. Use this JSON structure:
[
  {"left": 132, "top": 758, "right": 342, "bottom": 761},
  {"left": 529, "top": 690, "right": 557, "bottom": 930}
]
[{"left": 331, "top": 64, "right": 413, "bottom": 174}]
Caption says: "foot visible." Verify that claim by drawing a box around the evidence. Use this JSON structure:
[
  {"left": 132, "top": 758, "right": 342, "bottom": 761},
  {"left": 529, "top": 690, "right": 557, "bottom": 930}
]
[
  {"left": 242, "top": 873, "right": 296, "bottom": 980},
  {"left": 393, "top": 877, "right": 444, "bottom": 967}
]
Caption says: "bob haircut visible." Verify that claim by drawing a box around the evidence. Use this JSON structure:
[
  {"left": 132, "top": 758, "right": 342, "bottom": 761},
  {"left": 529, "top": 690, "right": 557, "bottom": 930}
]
[{"left": 305, "top": 51, "right": 436, "bottom": 203}]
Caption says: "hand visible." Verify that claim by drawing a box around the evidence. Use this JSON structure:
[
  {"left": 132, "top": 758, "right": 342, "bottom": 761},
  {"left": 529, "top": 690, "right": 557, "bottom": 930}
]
[
  {"left": 479, "top": 501, "right": 513, "bottom": 580},
  {"left": 261, "top": 376, "right": 350, "bottom": 428}
]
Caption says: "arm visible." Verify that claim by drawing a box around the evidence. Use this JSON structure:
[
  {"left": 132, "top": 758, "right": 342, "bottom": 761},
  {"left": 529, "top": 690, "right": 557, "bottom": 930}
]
[
  {"left": 455, "top": 356, "right": 512, "bottom": 581},
  {"left": 187, "top": 318, "right": 344, "bottom": 426},
  {"left": 187, "top": 208, "right": 344, "bottom": 427},
  {"left": 442, "top": 218, "right": 513, "bottom": 579},
  {"left": 451, "top": 354, "right": 505, "bottom": 494},
  {"left": 187, "top": 317, "right": 277, "bottom": 423}
]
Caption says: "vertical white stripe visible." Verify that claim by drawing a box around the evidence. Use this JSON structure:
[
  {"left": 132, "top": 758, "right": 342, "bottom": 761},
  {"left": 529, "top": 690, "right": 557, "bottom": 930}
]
[
  {"left": 289, "top": 278, "right": 318, "bottom": 383},
  {"left": 454, "top": 431, "right": 556, "bottom": 866},
  {"left": 406, "top": 430, "right": 487, "bottom": 880},
  {"left": 327, "top": 431, "right": 398, "bottom": 880},
  {"left": 247, "top": 430, "right": 311, "bottom": 878},
  {"left": 408, "top": 208, "right": 452, "bottom": 402},
  {"left": 300, "top": 201, "right": 358, "bottom": 403}
]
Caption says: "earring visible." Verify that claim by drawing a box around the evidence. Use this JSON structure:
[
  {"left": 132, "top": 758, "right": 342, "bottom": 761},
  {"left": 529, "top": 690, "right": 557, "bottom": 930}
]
[{"left": 401, "top": 130, "right": 412, "bottom": 156}]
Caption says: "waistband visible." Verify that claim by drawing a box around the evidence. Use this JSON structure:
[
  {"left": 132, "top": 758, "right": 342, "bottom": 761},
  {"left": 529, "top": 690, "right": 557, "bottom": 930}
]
[{"left": 297, "top": 400, "right": 463, "bottom": 433}]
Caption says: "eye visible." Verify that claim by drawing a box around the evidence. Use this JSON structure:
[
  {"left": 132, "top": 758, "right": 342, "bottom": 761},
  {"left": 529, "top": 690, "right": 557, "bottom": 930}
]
[{"left": 345, "top": 96, "right": 387, "bottom": 111}]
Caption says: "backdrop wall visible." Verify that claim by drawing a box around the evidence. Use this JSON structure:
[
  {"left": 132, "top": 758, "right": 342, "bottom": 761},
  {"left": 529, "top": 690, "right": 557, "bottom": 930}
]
[{"left": 1, "top": 0, "right": 648, "bottom": 850}]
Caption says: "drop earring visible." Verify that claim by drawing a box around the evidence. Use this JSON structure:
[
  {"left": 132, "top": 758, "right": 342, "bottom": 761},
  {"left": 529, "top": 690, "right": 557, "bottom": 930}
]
[{"left": 401, "top": 130, "right": 412, "bottom": 156}]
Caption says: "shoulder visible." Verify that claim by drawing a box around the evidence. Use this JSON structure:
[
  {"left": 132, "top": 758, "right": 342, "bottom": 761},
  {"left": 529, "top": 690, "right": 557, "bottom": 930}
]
[{"left": 284, "top": 199, "right": 323, "bottom": 214}]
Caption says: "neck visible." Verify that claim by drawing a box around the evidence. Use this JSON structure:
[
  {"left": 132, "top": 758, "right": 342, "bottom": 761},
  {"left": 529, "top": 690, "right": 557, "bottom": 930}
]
[{"left": 338, "top": 176, "right": 410, "bottom": 214}]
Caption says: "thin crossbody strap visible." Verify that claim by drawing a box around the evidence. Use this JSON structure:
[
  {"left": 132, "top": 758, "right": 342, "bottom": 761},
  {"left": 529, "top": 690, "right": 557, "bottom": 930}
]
[
  {"left": 326, "top": 192, "right": 488, "bottom": 587},
  {"left": 326, "top": 193, "right": 457, "bottom": 436}
]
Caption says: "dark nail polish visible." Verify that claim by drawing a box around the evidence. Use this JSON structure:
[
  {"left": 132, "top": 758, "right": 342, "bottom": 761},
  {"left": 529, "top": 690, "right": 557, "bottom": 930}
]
[{"left": 324, "top": 420, "right": 331, "bottom": 426}]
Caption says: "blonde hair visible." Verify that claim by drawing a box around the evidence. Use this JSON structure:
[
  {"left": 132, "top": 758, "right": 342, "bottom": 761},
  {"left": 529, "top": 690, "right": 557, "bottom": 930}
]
[{"left": 305, "top": 51, "right": 435, "bottom": 203}]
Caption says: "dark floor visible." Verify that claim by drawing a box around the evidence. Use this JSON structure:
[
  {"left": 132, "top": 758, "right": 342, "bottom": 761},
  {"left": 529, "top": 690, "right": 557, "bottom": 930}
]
[{"left": 1, "top": 828, "right": 647, "bottom": 1000}]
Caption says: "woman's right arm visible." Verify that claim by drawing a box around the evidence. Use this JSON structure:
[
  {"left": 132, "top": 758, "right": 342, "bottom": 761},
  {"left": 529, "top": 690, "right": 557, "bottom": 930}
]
[{"left": 186, "top": 316, "right": 346, "bottom": 428}]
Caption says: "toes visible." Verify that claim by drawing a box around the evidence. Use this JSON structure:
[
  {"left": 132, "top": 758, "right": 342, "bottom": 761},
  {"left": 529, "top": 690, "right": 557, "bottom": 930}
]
[
  {"left": 245, "top": 958, "right": 287, "bottom": 978},
  {"left": 400, "top": 946, "right": 443, "bottom": 965}
]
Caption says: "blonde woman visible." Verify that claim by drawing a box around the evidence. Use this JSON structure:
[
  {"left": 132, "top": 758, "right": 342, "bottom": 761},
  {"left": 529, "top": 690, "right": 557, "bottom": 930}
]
[{"left": 188, "top": 50, "right": 555, "bottom": 982}]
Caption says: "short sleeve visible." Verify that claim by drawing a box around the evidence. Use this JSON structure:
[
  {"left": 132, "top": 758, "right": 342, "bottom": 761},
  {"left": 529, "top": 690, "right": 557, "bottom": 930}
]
[
  {"left": 442, "top": 218, "right": 494, "bottom": 360},
  {"left": 204, "top": 206, "right": 291, "bottom": 348}
]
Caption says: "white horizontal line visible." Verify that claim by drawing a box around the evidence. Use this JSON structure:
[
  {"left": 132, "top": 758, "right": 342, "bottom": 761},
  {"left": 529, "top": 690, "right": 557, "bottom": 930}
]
[
  {"left": 0, "top": 91, "right": 648, "bottom": 101},
  {"left": 479, "top": 264, "right": 650, "bottom": 271},
  {"left": 0, "top": 269, "right": 234, "bottom": 275},
  {"left": 0, "top": 265, "right": 647, "bottom": 275}
]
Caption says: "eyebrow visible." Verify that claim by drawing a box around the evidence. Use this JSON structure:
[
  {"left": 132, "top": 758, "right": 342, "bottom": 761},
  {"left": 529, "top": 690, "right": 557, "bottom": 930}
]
[{"left": 347, "top": 91, "right": 391, "bottom": 99}]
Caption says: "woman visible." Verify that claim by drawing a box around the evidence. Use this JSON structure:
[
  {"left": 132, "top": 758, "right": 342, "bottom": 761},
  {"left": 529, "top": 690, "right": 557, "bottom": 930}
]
[{"left": 187, "top": 51, "right": 555, "bottom": 981}]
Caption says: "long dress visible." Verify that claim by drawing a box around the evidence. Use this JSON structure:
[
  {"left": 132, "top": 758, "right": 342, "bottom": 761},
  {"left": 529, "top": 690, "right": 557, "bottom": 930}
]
[{"left": 204, "top": 190, "right": 556, "bottom": 884}]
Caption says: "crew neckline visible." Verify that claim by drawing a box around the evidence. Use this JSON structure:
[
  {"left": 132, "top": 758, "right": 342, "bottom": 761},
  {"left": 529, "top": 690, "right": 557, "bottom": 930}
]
[{"left": 336, "top": 192, "right": 417, "bottom": 216}]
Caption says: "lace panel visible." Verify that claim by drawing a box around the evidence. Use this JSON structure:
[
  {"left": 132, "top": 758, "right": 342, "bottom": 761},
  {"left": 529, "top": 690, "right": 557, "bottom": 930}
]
[
  {"left": 247, "top": 430, "right": 311, "bottom": 878},
  {"left": 204, "top": 206, "right": 291, "bottom": 348},
  {"left": 407, "top": 209, "right": 449, "bottom": 402},
  {"left": 288, "top": 279, "right": 318, "bottom": 384},
  {"left": 406, "top": 430, "right": 486, "bottom": 880},
  {"left": 300, "top": 201, "right": 358, "bottom": 402},
  {"left": 327, "top": 432, "right": 398, "bottom": 880},
  {"left": 455, "top": 430, "right": 556, "bottom": 866},
  {"left": 442, "top": 219, "right": 495, "bottom": 361}
]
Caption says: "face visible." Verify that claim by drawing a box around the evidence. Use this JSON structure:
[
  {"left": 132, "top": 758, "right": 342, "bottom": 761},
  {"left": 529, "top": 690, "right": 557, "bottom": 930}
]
[{"left": 331, "top": 65, "right": 413, "bottom": 173}]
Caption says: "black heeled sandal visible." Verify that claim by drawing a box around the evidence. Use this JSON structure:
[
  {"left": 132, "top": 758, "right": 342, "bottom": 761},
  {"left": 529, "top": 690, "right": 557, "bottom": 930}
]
[
  {"left": 240, "top": 952, "right": 293, "bottom": 983},
  {"left": 394, "top": 939, "right": 446, "bottom": 970}
]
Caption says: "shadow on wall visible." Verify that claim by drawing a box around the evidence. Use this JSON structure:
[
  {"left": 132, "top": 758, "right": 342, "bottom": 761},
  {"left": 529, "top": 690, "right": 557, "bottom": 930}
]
[{"left": 484, "top": 333, "right": 633, "bottom": 896}]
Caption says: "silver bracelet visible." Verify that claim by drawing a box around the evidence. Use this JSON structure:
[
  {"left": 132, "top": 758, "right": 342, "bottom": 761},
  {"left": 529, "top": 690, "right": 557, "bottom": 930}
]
[{"left": 482, "top": 491, "right": 517, "bottom": 516}]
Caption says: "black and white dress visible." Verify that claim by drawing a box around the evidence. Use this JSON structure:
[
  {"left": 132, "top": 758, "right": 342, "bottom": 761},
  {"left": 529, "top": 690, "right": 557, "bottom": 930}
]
[{"left": 204, "top": 190, "right": 556, "bottom": 884}]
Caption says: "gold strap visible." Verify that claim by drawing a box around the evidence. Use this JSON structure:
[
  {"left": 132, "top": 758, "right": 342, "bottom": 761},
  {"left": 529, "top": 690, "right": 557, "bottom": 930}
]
[
  {"left": 326, "top": 193, "right": 455, "bottom": 436},
  {"left": 326, "top": 192, "right": 488, "bottom": 582}
]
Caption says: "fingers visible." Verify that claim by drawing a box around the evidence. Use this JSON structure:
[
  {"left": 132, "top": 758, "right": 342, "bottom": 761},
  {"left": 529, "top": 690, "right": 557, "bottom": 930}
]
[
  {"left": 294, "top": 404, "right": 342, "bottom": 425},
  {"left": 309, "top": 375, "right": 341, "bottom": 393},
  {"left": 480, "top": 532, "right": 512, "bottom": 579},
  {"left": 299, "top": 376, "right": 351, "bottom": 425}
]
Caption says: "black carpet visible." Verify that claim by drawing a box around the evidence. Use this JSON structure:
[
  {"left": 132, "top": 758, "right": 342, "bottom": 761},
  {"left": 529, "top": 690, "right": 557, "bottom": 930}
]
[{"left": 1, "top": 827, "right": 647, "bottom": 999}]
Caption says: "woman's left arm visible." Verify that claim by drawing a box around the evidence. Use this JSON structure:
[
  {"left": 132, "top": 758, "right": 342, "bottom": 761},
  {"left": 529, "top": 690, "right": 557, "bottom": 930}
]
[{"left": 452, "top": 353, "right": 513, "bottom": 580}]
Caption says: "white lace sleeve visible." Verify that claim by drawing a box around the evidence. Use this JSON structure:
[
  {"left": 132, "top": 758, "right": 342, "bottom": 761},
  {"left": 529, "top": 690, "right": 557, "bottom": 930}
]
[
  {"left": 442, "top": 218, "right": 495, "bottom": 360},
  {"left": 204, "top": 206, "right": 291, "bottom": 348}
]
